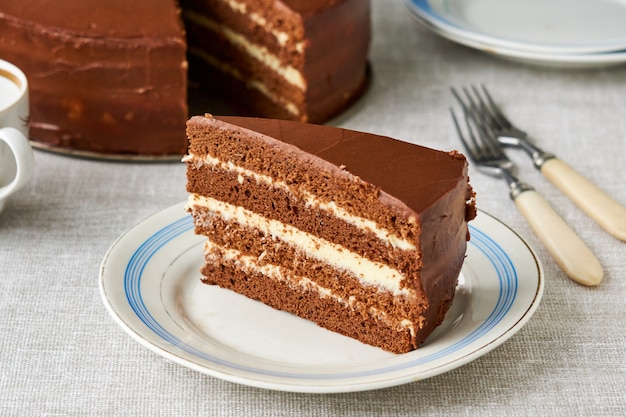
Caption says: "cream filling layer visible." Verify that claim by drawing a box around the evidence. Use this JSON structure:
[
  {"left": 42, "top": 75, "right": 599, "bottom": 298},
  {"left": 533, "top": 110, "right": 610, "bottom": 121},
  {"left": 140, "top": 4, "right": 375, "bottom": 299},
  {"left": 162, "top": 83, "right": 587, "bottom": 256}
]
[
  {"left": 223, "top": 0, "right": 304, "bottom": 51},
  {"left": 204, "top": 239, "right": 415, "bottom": 335},
  {"left": 183, "top": 11, "right": 306, "bottom": 90},
  {"left": 187, "top": 153, "right": 417, "bottom": 251},
  {"left": 187, "top": 47, "right": 300, "bottom": 117},
  {"left": 188, "top": 194, "right": 413, "bottom": 297}
]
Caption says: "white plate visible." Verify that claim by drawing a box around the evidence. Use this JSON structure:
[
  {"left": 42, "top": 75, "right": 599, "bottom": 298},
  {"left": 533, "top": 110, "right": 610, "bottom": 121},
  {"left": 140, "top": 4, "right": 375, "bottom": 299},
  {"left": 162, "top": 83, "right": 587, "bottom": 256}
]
[
  {"left": 405, "top": 0, "right": 626, "bottom": 67},
  {"left": 99, "top": 202, "right": 543, "bottom": 393},
  {"left": 473, "top": 46, "right": 626, "bottom": 68}
]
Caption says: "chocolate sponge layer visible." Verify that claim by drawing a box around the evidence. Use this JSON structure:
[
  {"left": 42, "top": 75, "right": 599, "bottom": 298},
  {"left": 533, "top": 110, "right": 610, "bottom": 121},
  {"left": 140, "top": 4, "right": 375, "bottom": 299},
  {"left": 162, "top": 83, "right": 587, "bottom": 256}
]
[{"left": 185, "top": 115, "right": 476, "bottom": 353}]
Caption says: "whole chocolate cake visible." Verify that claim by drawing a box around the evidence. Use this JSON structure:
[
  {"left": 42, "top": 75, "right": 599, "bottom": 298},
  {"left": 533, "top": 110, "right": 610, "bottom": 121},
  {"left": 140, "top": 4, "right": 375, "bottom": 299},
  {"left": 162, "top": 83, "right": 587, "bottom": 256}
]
[
  {"left": 185, "top": 115, "right": 477, "bottom": 353},
  {"left": 0, "top": 0, "right": 370, "bottom": 157}
]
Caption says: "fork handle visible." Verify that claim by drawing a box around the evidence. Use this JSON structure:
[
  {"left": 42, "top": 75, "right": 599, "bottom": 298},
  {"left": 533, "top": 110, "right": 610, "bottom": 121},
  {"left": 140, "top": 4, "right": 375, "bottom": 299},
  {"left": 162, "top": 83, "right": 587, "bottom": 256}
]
[
  {"left": 514, "top": 189, "right": 603, "bottom": 286},
  {"left": 540, "top": 158, "right": 626, "bottom": 242}
]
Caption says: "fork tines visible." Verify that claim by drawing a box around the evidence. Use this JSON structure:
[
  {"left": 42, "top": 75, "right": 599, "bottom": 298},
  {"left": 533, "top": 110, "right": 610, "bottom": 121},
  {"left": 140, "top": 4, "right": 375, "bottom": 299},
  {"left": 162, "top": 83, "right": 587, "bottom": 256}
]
[
  {"left": 451, "top": 85, "right": 512, "bottom": 133},
  {"left": 450, "top": 104, "right": 503, "bottom": 163}
]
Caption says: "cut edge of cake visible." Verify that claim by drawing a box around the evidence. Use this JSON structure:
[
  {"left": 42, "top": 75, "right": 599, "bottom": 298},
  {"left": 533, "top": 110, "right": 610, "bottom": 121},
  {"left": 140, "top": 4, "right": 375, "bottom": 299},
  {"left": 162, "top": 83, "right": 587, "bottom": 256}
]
[{"left": 184, "top": 114, "right": 476, "bottom": 353}]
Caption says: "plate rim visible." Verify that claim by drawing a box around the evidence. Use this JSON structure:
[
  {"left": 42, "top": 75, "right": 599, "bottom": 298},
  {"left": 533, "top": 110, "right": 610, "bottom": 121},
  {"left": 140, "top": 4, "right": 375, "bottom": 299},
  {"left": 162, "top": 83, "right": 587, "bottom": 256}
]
[
  {"left": 99, "top": 202, "right": 544, "bottom": 393},
  {"left": 405, "top": 0, "right": 626, "bottom": 65}
]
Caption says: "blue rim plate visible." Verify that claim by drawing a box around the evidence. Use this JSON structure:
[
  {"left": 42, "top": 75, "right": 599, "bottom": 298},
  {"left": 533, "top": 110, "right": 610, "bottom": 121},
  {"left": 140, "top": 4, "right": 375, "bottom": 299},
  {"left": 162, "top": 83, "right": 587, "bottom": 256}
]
[
  {"left": 99, "top": 202, "right": 543, "bottom": 393},
  {"left": 405, "top": 0, "right": 626, "bottom": 67}
]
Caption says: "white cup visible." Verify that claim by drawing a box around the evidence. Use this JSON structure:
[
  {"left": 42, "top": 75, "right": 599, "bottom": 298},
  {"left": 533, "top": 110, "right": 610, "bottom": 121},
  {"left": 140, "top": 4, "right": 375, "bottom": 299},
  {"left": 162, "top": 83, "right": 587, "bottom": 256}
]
[{"left": 0, "top": 59, "right": 35, "bottom": 213}]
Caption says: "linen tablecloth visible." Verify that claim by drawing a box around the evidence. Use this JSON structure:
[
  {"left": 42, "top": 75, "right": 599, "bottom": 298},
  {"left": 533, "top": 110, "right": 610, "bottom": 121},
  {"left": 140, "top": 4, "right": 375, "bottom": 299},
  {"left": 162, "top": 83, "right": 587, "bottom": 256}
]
[{"left": 1, "top": 1, "right": 625, "bottom": 415}]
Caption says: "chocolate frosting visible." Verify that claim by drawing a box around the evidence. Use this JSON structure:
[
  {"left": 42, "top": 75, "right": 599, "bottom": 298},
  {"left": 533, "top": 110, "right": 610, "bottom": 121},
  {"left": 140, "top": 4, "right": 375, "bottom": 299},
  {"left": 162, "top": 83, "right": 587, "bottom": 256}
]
[
  {"left": 214, "top": 116, "right": 470, "bottom": 215},
  {"left": 278, "top": 0, "right": 344, "bottom": 16},
  {"left": 0, "top": 0, "right": 188, "bottom": 156},
  {"left": 0, "top": 0, "right": 183, "bottom": 38}
]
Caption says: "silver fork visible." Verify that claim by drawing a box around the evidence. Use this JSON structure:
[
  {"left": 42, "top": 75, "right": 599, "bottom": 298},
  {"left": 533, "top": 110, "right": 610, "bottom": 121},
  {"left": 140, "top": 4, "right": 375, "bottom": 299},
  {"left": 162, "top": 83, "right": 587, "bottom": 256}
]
[
  {"left": 452, "top": 85, "right": 626, "bottom": 242},
  {"left": 450, "top": 108, "right": 603, "bottom": 287}
]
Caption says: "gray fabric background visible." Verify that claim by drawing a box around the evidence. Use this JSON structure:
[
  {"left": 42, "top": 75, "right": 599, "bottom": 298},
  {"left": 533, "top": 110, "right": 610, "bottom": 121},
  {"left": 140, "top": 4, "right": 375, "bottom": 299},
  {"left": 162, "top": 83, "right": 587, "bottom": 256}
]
[{"left": 1, "top": 1, "right": 625, "bottom": 415}]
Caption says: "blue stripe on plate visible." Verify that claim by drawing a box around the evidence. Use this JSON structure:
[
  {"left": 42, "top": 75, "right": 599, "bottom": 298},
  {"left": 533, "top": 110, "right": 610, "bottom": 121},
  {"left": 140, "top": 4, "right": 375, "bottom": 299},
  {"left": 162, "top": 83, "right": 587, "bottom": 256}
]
[
  {"left": 124, "top": 216, "right": 517, "bottom": 379},
  {"left": 408, "top": 0, "right": 450, "bottom": 25}
]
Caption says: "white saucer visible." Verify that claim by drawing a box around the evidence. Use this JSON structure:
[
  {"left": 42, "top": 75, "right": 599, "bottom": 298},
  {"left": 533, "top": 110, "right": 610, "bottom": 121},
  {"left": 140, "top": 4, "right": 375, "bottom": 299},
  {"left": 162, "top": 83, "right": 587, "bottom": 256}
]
[
  {"left": 405, "top": 0, "right": 626, "bottom": 67},
  {"left": 99, "top": 202, "right": 543, "bottom": 393}
]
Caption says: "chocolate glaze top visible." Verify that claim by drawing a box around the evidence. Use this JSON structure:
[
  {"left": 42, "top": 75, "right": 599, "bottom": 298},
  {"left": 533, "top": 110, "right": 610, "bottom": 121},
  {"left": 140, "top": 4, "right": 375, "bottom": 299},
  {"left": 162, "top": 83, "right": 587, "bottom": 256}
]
[
  {"left": 0, "top": 0, "right": 352, "bottom": 38},
  {"left": 213, "top": 116, "right": 470, "bottom": 215},
  {"left": 0, "top": 0, "right": 183, "bottom": 38}
]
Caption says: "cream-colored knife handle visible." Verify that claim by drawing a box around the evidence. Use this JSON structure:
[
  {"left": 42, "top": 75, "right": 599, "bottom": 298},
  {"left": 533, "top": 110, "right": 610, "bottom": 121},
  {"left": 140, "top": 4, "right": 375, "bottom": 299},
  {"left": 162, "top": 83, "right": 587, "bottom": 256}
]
[
  {"left": 514, "top": 190, "right": 603, "bottom": 286},
  {"left": 541, "top": 158, "right": 626, "bottom": 242}
]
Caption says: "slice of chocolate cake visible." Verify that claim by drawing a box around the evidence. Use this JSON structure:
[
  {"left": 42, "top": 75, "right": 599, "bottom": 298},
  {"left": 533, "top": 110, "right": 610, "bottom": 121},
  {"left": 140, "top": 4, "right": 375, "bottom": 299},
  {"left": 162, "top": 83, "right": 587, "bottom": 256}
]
[{"left": 184, "top": 114, "right": 476, "bottom": 353}]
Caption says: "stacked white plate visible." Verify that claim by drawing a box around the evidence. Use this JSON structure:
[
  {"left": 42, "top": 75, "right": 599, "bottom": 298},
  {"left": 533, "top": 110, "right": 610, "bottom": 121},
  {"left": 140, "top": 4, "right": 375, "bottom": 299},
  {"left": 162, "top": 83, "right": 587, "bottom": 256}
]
[{"left": 404, "top": 0, "right": 626, "bottom": 67}]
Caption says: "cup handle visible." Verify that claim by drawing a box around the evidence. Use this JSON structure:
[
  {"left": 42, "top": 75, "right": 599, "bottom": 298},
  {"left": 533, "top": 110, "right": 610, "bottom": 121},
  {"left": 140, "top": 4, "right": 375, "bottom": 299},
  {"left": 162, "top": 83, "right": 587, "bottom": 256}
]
[{"left": 0, "top": 127, "right": 35, "bottom": 201}]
